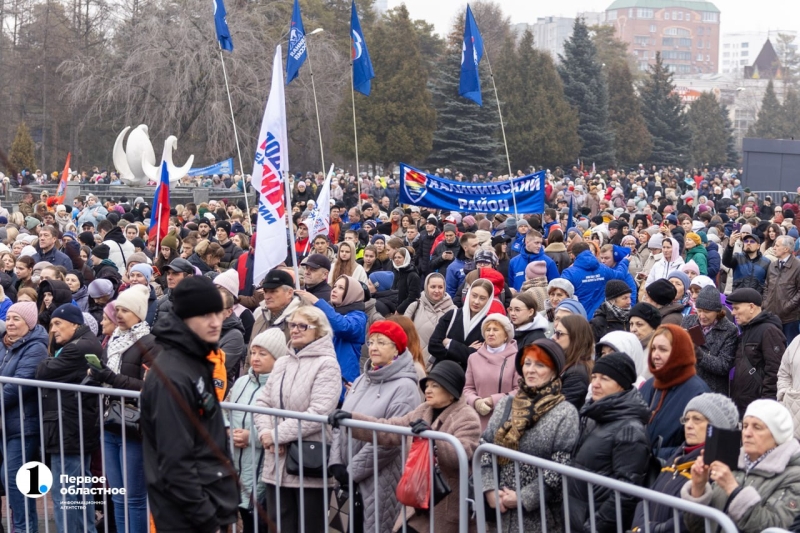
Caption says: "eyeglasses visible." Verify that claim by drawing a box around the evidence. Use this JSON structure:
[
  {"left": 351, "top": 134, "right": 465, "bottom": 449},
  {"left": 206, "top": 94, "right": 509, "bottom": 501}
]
[
  {"left": 367, "top": 340, "right": 393, "bottom": 348},
  {"left": 679, "top": 415, "right": 708, "bottom": 425},
  {"left": 287, "top": 322, "right": 316, "bottom": 332},
  {"left": 553, "top": 330, "right": 569, "bottom": 339}
]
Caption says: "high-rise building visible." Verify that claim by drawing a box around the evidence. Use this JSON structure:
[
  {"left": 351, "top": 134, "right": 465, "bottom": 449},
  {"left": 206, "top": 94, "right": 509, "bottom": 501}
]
[
  {"left": 513, "top": 12, "right": 605, "bottom": 63},
  {"left": 605, "top": 0, "right": 720, "bottom": 74},
  {"left": 721, "top": 30, "right": 796, "bottom": 76}
]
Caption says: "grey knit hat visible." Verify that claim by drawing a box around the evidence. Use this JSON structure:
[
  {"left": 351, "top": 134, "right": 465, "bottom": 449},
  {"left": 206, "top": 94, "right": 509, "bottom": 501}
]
[
  {"left": 443, "top": 223, "right": 457, "bottom": 233},
  {"left": 694, "top": 285, "right": 722, "bottom": 312},
  {"left": 683, "top": 393, "right": 739, "bottom": 430},
  {"left": 250, "top": 328, "right": 288, "bottom": 360}
]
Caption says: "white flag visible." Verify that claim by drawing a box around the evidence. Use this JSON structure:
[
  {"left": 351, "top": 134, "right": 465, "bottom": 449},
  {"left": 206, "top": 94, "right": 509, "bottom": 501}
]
[
  {"left": 253, "top": 45, "right": 289, "bottom": 286},
  {"left": 305, "top": 164, "right": 334, "bottom": 245}
]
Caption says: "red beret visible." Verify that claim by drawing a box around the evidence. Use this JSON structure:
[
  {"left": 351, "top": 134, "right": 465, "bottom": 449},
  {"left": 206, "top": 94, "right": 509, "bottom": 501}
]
[{"left": 368, "top": 321, "right": 408, "bottom": 354}]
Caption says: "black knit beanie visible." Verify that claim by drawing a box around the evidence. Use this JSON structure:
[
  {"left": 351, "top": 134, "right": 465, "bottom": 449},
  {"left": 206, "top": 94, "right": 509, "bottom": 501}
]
[
  {"left": 593, "top": 352, "right": 636, "bottom": 391},
  {"left": 172, "top": 276, "right": 224, "bottom": 319}
]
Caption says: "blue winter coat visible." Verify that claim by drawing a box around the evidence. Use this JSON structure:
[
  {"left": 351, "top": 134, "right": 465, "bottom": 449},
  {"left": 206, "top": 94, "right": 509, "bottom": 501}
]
[
  {"left": 0, "top": 325, "right": 49, "bottom": 439},
  {"left": 706, "top": 242, "right": 721, "bottom": 281},
  {"left": 640, "top": 375, "right": 710, "bottom": 460},
  {"left": 508, "top": 248, "right": 560, "bottom": 291},
  {"left": 611, "top": 246, "right": 639, "bottom": 306},
  {"left": 0, "top": 296, "right": 12, "bottom": 321},
  {"left": 510, "top": 232, "right": 526, "bottom": 255},
  {"left": 560, "top": 251, "right": 631, "bottom": 317},
  {"left": 445, "top": 256, "right": 466, "bottom": 298},
  {"left": 314, "top": 299, "right": 367, "bottom": 389}
]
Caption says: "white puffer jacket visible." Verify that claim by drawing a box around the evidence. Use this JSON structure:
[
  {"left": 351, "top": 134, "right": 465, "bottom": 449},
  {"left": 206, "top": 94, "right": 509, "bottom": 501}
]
[{"left": 777, "top": 335, "right": 800, "bottom": 439}]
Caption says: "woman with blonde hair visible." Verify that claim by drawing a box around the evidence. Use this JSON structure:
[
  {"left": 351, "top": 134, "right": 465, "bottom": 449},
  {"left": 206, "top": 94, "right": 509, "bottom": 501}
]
[
  {"left": 328, "top": 241, "right": 368, "bottom": 284},
  {"left": 253, "top": 305, "right": 341, "bottom": 533},
  {"left": 188, "top": 240, "right": 225, "bottom": 275}
]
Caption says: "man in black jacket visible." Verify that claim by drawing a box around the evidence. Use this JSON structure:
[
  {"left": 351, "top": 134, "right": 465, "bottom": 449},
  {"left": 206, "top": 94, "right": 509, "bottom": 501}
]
[
  {"left": 729, "top": 288, "right": 786, "bottom": 416},
  {"left": 35, "top": 304, "right": 102, "bottom": 533},
  {"left": 141, "top": 276, "right": 238, "bottom": 533}
]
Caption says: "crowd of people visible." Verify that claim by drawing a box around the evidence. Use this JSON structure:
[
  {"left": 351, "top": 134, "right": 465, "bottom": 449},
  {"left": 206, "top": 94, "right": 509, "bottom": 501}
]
[{"left": 4, "top": 164, "right": 800, "bottom": 533}]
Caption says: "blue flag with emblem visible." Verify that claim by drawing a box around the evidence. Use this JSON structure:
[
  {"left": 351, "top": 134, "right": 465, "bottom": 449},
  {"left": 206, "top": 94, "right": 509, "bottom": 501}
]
[
  {"left": 350, "top": 1, "right": 375, "bottom": 96},
  {"left": 286, "top": 0, "right": 307, "bottom": 84},
  {"left": 459, "top": 5, "right": 484, "bottom": 106},
  {"left": 213, "top": 0, "right": 233, "bottom": 52}
]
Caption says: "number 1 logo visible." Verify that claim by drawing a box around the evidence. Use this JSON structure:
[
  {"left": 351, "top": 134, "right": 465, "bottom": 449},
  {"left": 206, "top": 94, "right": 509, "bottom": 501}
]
[{"left": 16, "top": 461, "right": 52, "bottom": 498}]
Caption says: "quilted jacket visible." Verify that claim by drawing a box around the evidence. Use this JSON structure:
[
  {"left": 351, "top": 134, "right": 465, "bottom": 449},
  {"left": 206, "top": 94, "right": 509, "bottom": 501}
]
[
  {"left": 253, "top": 334, "right": 342, "bottom": 489},
  {"left": 330, "top": 351, "right": 422, "bottom": 533}
]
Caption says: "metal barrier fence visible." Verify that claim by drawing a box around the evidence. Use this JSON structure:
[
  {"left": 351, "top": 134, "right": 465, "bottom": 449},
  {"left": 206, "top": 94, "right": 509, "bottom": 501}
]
[
  {"left": 472, "top": 443, "right": 739, "bottom": 533},
  {"left": 0, "top": 375, "right": 470, "bottom": 533}
]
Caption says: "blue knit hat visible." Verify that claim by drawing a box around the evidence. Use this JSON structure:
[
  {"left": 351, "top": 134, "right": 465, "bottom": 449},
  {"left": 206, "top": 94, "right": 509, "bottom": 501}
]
[
  {"left": 667, "top": 270, "right": 691, "bottom": 297},
  {"left": 369, "top": 271, "right": 394, "bottom": 291},
  {"left": 370, "top": 234, "right": 386, "bottom": 244},
  {"left": 556, "top": 299, "right": 587, "bottom": 319},
  {"left": 51, "top": 303, "right": 84, "bottom": 325}
]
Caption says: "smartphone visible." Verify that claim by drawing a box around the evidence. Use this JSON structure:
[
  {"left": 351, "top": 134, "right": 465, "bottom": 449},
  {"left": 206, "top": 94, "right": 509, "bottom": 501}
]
[
  {"left": 732, "top": 223, "right": 741, "bottom": 232},
  {"left": 85, "top": 354, "right": 102, "bottom": 369},
  {"left": 704, "top": 425, "right": 741, "bottom": 470}
]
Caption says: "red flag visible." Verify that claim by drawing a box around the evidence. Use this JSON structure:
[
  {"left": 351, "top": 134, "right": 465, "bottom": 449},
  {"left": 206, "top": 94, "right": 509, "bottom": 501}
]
[{"left": 54, "top": 153, "right": 71, "bottom": 205}]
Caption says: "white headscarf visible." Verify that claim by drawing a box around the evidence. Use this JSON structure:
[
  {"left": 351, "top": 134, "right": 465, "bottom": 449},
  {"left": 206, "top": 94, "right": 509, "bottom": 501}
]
[{"left": 462, "top": 279, "right": 493, "bottom": 339}]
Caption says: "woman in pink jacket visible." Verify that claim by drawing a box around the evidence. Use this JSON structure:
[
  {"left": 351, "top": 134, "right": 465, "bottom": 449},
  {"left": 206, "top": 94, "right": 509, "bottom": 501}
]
[{"left": 463, "top": 313, "right": 519, "bottom": 431}]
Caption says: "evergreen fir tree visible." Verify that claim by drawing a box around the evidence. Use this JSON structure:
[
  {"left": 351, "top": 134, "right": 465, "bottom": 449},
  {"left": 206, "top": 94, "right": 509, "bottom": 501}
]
[
  {"left": 747, "top": 80, "right": 784, "bottom": 139},
  {"left": 8, "top": 122, "right": 36, "bottom": 174},
  {"left": 426, "top": 46, "right": 502, "bottom": 174},
  {"left": 779, "top": 86, "right": 800, "bottom": 139},
  {"left": 496, "top": 31, "right": 580, "bottom": 170},
  {"left": 557, "top": 18, "right": 615, "bottom": 167},
  {"left": 720, "top": 103, "right": 739, "bottom": 167},
  {"left": 687, "top": 92, "right": 727, "bottom": 167},
  {"left": 332, "top": 5, "right": 436, "bottom": 169},
  {"left": 639, "top": 52, "right": 691, "bottom": 166},
  {"left": 607, "top": 62, "right": 652, "bottom": 167}
]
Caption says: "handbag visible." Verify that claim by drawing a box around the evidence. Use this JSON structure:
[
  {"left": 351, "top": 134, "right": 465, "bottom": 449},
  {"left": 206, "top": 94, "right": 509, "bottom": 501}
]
[
  {"left": 104, "top": 400, "right": 141, "bottom": 438},
  {"left": 432, "top": 444, "right": 452, "bottom": 504},
  {"left": 279, "top": 374, "right": 329, "bottom": 478},
  {"left": 328, "top": 484, "right": 364, "bottom": 533}
]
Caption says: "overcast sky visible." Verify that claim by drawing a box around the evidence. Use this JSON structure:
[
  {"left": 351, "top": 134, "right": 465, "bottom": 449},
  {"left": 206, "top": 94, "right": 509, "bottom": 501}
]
[{"left": 388, "top": 0, "right": 800, "bottom": 39}]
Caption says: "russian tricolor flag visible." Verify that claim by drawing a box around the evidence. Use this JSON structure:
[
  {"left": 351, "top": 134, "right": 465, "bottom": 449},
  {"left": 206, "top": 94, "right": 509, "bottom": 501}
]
[{"left": 149, "top": 161, "right": 171, "bottom": 244}]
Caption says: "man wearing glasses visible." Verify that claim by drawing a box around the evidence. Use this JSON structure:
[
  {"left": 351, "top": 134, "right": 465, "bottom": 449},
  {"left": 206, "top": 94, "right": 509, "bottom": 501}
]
[{"left": 722, "top": 231, "right": 771, "bottom": 295}]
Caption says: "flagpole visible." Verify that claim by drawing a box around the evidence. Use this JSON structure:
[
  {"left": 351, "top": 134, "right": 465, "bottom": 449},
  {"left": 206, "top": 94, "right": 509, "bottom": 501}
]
[
  {"left": 483, "top": 49, "right": 518, "bottom": 218},
  {"left": 156, "top": 207, "right": 163, "bottom": 252},
  {"left": 305, "top": 29, "right": 326, "bottom": 180},
  {"left": 283, "top": 171, "right": 301, "bottom": 290},
  {"left": 350, "top": 62, "right": 361, "bottom": 201},
  {"left": 218, "top": 46, "right": 251, "bottom": 232}
]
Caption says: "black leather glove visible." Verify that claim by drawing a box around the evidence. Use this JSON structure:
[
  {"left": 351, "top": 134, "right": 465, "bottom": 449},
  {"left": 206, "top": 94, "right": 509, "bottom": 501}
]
[
  {"left": 328, "top": 464, "right": 350, "bottom": 487},
  {"left": 89, "top": 366, "right": 115, "bottom": 384},
  {"left": 328, "top": 410, "right": 352, "bottom": 429},
  {"left": 410, "top": 419, "right": 431, "bottom": 435}
]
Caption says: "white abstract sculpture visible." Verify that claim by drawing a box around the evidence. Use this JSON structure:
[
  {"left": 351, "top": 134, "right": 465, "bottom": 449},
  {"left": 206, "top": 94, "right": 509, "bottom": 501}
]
[
  {"left": 113, "top": 125, "right": 156, "bottom": 186},
  {"left": 113, "top": 125, "right": 194, "bottom": 186},
  {"left": 142, "top": 136, "right": 195, "bottom": 185}
]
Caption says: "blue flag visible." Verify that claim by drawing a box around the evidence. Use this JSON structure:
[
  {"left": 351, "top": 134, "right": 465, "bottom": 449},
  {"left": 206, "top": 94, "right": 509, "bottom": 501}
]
[
  {"left": 350, "top": 1, "right": 375, "bottom": 95},
  {"left": 459, "top": 5, "right": 484, "bottom": 106},
  {"left": 286, "top": 0, "right": 307, "bottom": 84},
  {"left": 213, "top": 0, "right": 233, "bottom": 52}
]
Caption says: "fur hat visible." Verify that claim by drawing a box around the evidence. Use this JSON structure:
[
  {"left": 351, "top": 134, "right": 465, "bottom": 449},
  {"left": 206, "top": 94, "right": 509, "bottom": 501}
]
[
  {"left": 547, "top": 279, "right": 574, "bottom": 298},
  {"left": 482, "top": 313, "right": 514, "bottom": 342},
  {"left": 646, "top": 279, "right": 677, "bottom": 306}
]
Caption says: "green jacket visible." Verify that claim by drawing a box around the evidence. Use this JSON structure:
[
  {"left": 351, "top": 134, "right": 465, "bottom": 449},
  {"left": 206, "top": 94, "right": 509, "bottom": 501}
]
[
  {"left": 680, "top": 439, "right": 800, "bottom": 532},
  {"left": 226, "top": 368, "right": 269, "bottom": 509},
  {"left": 685, "top": 245, "right": 709, "bottom": 275}
]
